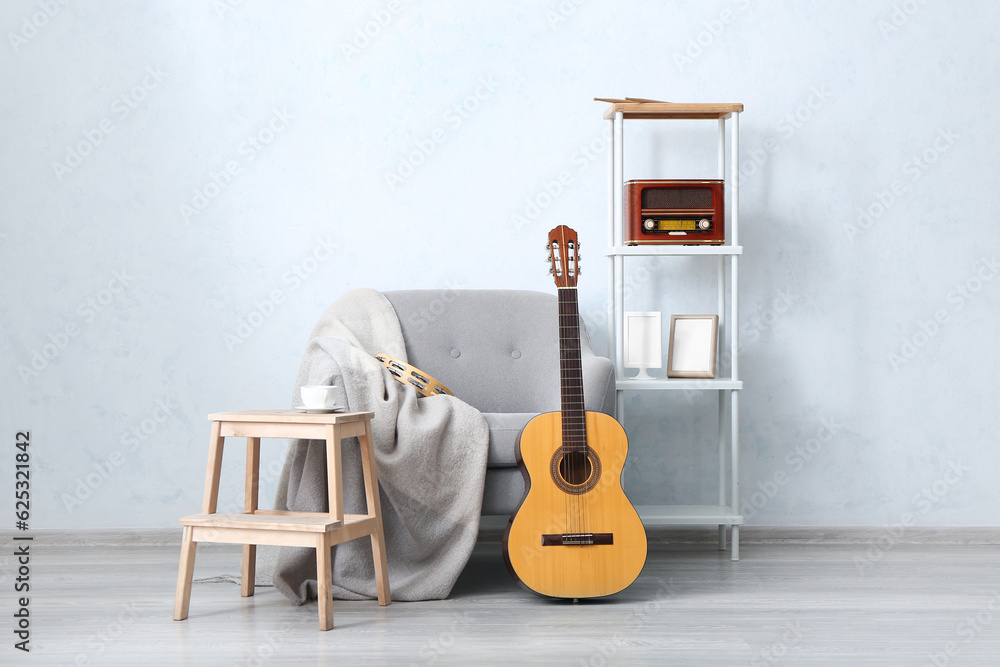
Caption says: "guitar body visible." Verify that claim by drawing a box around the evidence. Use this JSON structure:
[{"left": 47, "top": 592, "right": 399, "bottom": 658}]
[{"left": 503, "top": 411, "right": 647, "bottom": 598}]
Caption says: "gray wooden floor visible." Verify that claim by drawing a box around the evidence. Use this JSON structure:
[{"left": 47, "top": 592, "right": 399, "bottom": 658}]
[{"left": 12, "top": 534, "right": 1000, "bottom": 665}]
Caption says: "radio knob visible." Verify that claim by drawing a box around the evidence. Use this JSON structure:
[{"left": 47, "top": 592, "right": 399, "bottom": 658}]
[
  {"left": 698, "top": 218, "right": 710, "bottom": 230},
  {"left": 644, "top": 218, "right": 655, "bottom": 230}
]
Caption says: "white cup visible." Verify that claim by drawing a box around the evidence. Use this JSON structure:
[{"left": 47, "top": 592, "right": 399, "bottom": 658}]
[{"left": 300, "top": 385, "right": 341, "bottom": 409}]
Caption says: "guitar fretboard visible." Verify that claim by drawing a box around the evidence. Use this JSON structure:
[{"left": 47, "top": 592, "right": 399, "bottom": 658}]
[{"left": 558, "top": 287, "right": 587, "bottom": 454}]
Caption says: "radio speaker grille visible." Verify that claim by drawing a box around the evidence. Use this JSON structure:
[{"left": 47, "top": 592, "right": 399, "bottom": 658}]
[{"left": 642, "top": 187, "right": 713, "bottom": 209}]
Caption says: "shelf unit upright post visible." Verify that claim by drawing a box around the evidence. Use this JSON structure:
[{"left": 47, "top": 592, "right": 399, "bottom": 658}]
[{"left": 603, "top": 102, "right": 744, "bottom": 561}]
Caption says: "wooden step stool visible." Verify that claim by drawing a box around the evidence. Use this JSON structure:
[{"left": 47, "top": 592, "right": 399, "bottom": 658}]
[{"left": 173, "top": 410, "right": 391, "bottom": 630}]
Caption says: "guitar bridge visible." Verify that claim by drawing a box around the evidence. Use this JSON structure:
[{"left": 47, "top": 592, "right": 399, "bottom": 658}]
[{"left": 541, "top": 533, "right": 613, "bottom": 546}]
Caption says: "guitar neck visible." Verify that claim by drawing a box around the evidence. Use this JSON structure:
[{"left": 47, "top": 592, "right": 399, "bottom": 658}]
[{"left": 558, "top": 287, "right": 587, "bottom": 453}]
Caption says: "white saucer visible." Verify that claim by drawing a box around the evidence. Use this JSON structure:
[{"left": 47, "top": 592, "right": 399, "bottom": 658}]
[{"left": 293, "top": 405, "right": 346, "bottom": 413}]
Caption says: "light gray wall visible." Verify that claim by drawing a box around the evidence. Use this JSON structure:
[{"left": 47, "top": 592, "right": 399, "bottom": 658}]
[{"left": 2, "top": 0, "right": 997, "bottom": 530}]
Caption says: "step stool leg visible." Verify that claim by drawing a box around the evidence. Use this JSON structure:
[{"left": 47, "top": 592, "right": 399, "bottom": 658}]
[
  {"left": 359, "top": 418, "right": 391, "bottom": 606},
  {"left": 173, "top": 526, "right": 197, "bottom": 620},
  {"left": 241, "top": 545, "right": 256, "bottom": 597},
  {"left": 316, "top": 534, "right": 333, "bottom": 631},
  {"left": 201, "top": 420, "right": 225, "bottom": 514},
  {"left": 241, "top": 436, "right": 260, "bottom": 597},
  {"left": 324, "top": 424, "right": 344, "bottom": 525}
]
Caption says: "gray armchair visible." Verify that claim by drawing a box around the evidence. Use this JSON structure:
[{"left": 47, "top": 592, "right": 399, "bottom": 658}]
[{"left": 383, "top": 289, "right": 617, "bottom": 516}]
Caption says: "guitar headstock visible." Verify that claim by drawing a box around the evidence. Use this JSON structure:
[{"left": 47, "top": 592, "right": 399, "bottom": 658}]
[{"left": 547, "top": 225, "right": 580, "bottom": 288}]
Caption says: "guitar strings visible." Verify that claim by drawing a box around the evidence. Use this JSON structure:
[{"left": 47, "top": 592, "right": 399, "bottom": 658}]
[
  {"left": 559, "top": 249, "right": 588, "bottom": 541},
  {"left": 560, "top": 243, "right": 574, "bottom": 539},
  {"left": 557, "top": 239, "right": 574, "bottom": 539},
  {"left": 557, "top": 233, "right": 589, "bottom": 543}
]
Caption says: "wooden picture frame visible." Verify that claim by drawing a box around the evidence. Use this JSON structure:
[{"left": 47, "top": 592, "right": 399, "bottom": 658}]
[{"left": 667, "top": 315, "right": 719, "bottom": 379}]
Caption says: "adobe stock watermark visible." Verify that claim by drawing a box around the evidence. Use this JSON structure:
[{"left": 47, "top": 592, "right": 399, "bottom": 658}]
[
  {"left": 843, "top": 127, "right": 959, "bottom": 243},
  {"left": 570, "top": 578, "right": 677, "bottom": 667},
  {"left": 69, "top": 601, "right": 143, "bottom": 665},
  {"left": 510, "top": 125, "right": 611, "bottom": 234},
  {"left": 384, "top": 76, "right": 500, "bottom": 192},
  {"left": 410, "top": 611, "right": 477, "bottom": 665},
  {"left": 740, "top": 84, "right": 833, "bottom": 181},
  {"left": 213, "top": 0, "right": 243, "bottom": 19},
  {"left": 750, "top": 620, "right": 805, "bottom": 667},
  {"left": 682, "top": 287, "right": 800, "bottom": 401},
  {"left": 339, "top": 0, "right": 406, "bottom": 62},
  {"left": 238, "top": 623, "right": 293, "bottom": 667},
  {"left": 545, "top": 0, "right": 590, "bottom": 29},
  {"left": 404, "top": 277, "right": 467, "bottom": 335},
  {"left": 673, "top": 0, "right": 753, "bottom": 73},
  {"left": 888, "top": 256, "right": 999, "bottom": 371},
  {"left": 52, "top": 65, "right": 168, "bottom": 181},
  {"left": 179, "top": 107, "right": 293, "bottom": 222},
  {"left": 742, "top": 287, "right": 798, "bottom": 345},
  {"left": 853, "top": 459, "right": 970, "bottom": 574},
  {"left": 582, "top": 265, "right": 656, "bottom": 333},
  {"left": 926, "top": 590, "right": 1000, "bottom": 667},
  {"left": 740, "top": 416, "right": 844, "bottom": 522},
  {"left": 17, "top": 268, "right": 134, "bottom": 385},
  {"left": 60, "top": 392, "right": 178, "bottom": 513},
  {"left": 622, "top": 577, "right": 677, "bottom": 630},
  {"left": 7, "top": 0, "right": 69, "bottom": 53},
  {"left": 877, "top": 0, "right": 929, "bottom": 39},
  {"left": 224, "top": 235, "right": 339, "bottom": 351}
]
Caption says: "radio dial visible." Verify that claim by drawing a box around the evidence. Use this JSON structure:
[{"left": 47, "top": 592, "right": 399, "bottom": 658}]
[
  {"left": 644, "top": 218, "right": 655, "bottom": 231},
  {"left": 698, "top": 218, "right": 710, "bottom": 230}
]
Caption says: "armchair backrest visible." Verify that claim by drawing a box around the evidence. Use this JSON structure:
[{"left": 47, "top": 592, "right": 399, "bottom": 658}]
[{"left": 383, "top": 290, "right": 601, "bottom": 414}]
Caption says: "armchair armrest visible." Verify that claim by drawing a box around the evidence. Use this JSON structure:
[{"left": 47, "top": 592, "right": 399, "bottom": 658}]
[{"left": 582, "top": 352, "right": 616, "bottom": 417}]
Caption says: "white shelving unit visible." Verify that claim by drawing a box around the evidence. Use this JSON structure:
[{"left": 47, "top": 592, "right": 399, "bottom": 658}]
[{"left": 603, "top": 102, "right": 744, "bottom": 560}]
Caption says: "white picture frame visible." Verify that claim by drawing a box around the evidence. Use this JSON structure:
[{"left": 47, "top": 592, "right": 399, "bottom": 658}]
[
  {"left": 667, "top": 314, "right": 719, "bottom": 379},
  {"left": 624, "top": 311, "right": 662, "bottom": 380}
]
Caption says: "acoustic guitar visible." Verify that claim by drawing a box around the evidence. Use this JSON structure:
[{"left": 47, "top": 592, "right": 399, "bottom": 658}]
[{"left": 503, "top": 225, "right": 647, "bottom": 598}]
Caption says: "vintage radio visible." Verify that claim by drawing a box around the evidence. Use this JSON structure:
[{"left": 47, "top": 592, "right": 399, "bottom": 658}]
[{"left": 624, "top": 179, "right": 724, "bottom": 245}]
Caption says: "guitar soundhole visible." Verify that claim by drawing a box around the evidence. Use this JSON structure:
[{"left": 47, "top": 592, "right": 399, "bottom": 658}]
[
  {"left": 560, "top": 452, "right": 591, "bottom": 485},
  {"left": 550, "top": 449, "right": 601, "bottom": 494}
]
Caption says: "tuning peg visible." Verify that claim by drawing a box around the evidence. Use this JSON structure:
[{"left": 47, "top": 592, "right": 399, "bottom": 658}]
[
  {"left": 546, "top": 254, "right": 552, "bottom": 262},
  {"left": 548, "top": 268, "right": 554, "bottom": 275},
  {"left": 545, "top": 242, "right": 551, "bottom": 250}
]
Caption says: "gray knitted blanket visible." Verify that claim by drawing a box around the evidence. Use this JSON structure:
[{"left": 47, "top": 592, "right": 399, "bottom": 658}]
[{"left": 271, "top": 288, "right": 489, "bottom": 602}]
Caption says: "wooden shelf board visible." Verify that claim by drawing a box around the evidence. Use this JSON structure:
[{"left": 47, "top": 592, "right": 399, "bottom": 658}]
[{"left": 602, "top": 102, "right": 743, "bottom": 121}]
